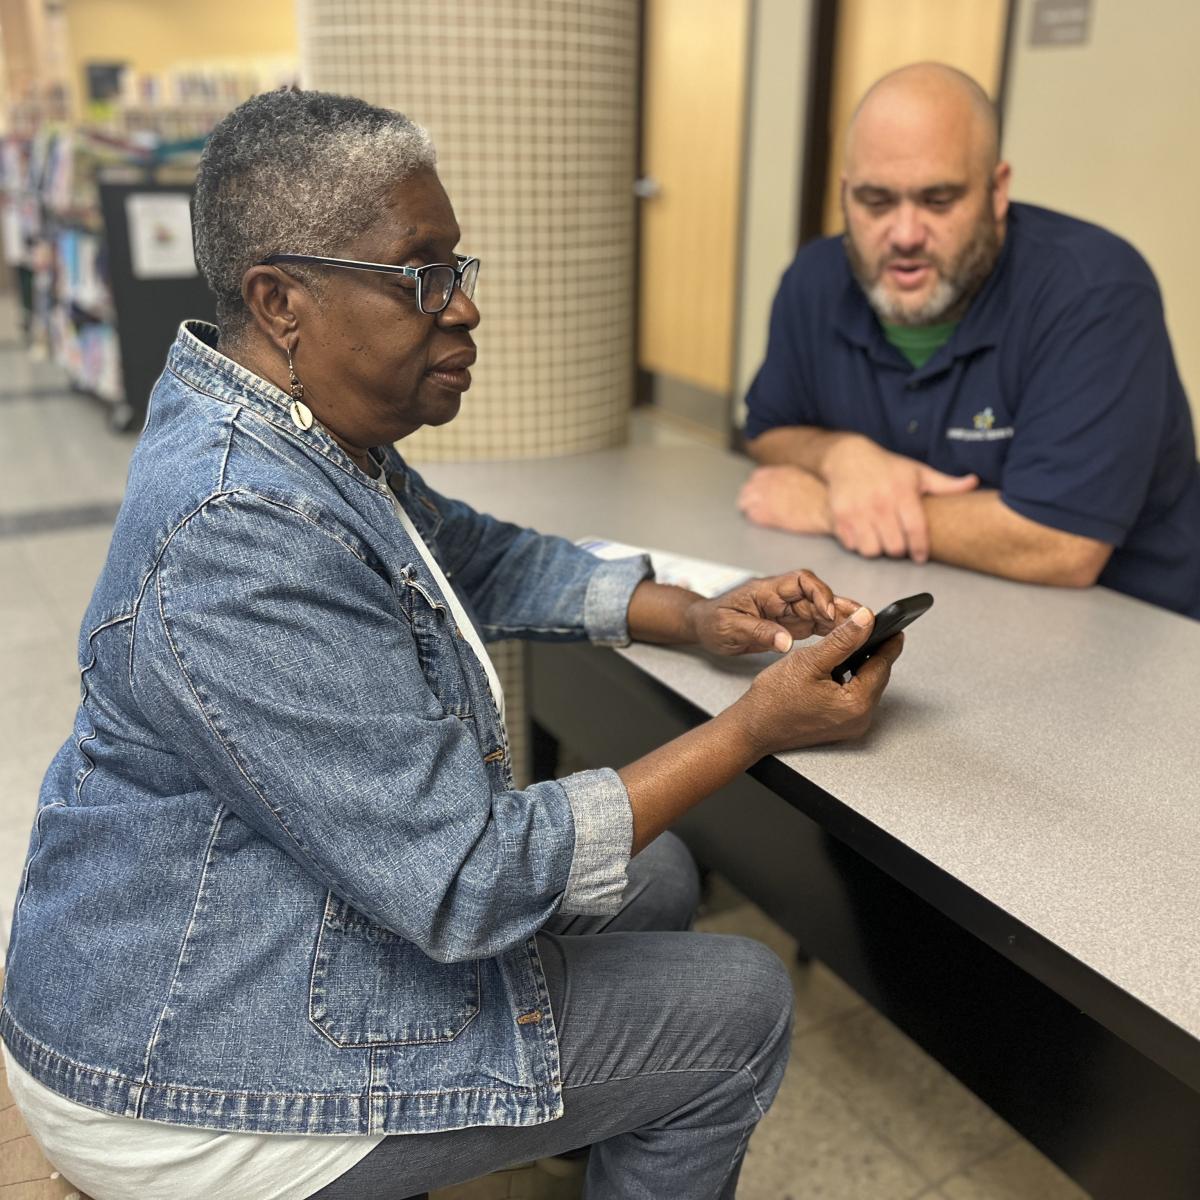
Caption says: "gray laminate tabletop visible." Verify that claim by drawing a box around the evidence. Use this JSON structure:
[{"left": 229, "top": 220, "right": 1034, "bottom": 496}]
[{"left": 421, "top": 444, "right": 1200, "bottom": 1060}]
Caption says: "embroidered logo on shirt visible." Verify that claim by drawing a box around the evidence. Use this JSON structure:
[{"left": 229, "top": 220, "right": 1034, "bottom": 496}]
[{"left": 946, "top": 407, "right": 1014, "bottom": 442}]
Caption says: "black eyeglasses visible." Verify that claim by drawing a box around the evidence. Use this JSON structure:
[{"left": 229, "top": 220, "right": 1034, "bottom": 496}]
[{"left": 258, "top": 252, "right": 480, "bottom": 315}]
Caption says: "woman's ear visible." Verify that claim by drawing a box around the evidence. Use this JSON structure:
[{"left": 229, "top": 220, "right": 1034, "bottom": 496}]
[{"left": 241, "top": 265, "right": 303, "bottom": 350}]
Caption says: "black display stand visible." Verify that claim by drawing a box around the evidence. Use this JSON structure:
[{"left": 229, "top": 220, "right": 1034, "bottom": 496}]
[{"left": 97, "top": 178, "right": 214, "bottom": 431}]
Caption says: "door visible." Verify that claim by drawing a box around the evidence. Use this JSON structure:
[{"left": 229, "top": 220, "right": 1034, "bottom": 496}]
[{"left": 637, "top": 0, "right": 750, "bottom": 404}]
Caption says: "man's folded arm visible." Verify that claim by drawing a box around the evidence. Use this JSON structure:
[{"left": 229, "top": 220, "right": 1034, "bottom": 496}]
[
  {"left": 743, "top": 426, "right": 1113, "bottom": 585},
  {"left": 745, "top": 425, "right": 856, "bottom": 475},
  {"left": 924, "top": 490, "right": 1113, "bottom": 586}
]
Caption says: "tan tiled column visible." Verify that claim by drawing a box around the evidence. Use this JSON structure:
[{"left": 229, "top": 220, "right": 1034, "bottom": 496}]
[{"left": 300, "top": 0, "right": 640, "bottom": 775}]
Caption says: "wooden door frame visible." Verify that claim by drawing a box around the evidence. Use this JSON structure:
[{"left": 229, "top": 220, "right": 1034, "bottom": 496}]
[{"left": 634, "top": 0, "right": 651, "bottom": 407}]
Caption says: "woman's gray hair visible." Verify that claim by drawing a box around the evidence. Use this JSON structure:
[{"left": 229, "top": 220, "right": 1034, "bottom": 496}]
[{"left": 193, "top": 89, "right": 437, "bottom": 336}]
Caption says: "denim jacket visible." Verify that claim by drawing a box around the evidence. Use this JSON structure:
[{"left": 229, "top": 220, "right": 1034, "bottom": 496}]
[{"left": 1, "top": 322, "right": 651, "bottom": 1136}]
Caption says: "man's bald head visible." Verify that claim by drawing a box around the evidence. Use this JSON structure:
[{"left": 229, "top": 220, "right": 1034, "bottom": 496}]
[
  {"left": 839, "top": 63, "right": 1010, "bottom": 326},
  {"left": 846, "top": 62, "right": 1000, "bottom": 176}
]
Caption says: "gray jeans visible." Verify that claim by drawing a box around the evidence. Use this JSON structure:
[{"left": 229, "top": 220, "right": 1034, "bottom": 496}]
[{"left": 309, "top": 833, "right": 794, "bottom": 1200}]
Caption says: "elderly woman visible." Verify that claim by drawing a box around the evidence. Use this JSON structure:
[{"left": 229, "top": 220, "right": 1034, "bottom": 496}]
[{"left": 0, "top": 91, "right": 899, "bottom": 1199}]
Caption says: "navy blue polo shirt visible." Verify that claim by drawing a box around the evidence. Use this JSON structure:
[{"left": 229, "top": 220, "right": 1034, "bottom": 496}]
[{"left": 744, "top": 202, "right": 1200, "bottom": 619}]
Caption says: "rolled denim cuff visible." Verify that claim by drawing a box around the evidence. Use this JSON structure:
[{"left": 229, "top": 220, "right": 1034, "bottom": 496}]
[
  {"left": 558, "top": 767, "right": 633, "bottom": 915},
  {"left": 583, "top": 555, "right": 654, "bottom": 647}
]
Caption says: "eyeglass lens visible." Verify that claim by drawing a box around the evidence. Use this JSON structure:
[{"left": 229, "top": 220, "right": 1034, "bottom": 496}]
[{"left": 419, "top": 260, "right": 478, "bottom": 314}]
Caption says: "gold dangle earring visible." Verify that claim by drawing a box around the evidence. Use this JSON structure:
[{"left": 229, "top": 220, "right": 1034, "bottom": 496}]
[{"left": 286, "top": 344, "right": 314, "bottom": 430}]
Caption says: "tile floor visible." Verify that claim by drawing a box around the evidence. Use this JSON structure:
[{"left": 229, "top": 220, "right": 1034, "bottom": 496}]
[{"left": 0, "top": 294, "right": 1089, "bottom": 1199}]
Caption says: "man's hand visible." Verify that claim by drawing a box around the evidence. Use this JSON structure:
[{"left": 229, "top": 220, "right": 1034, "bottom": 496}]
[
  {"left": 686, "top": 570, "right": 860, "bottom": 656},
  {"left": 738, "top": 465, "right": 833, "bottom": 534},
  {"left": 823, "top": 435, "right": 978, "bottom": 562}
]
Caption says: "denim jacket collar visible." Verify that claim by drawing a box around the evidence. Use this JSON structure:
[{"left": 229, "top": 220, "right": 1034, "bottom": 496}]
[
  {"left": 168, "top": 320, "right": 398, "bottom": 499},
  {"left": 164, "top": 320, "right": 456, "bottom": 545}
]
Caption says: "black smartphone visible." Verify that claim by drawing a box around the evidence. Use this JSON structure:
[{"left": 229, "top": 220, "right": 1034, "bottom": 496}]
[{"left": 832, "top": 592, "right": 933, "bottom": 684}]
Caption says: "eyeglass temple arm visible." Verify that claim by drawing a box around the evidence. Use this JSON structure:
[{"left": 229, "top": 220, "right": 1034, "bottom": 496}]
[{"left": 261, "top": 253, "right": 413, "bottom": 274}]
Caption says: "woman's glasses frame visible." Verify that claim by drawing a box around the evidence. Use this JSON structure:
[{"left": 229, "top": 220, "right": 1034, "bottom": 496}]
[{"left": 258, "top": 253, "right": 479, "bottom": 315}]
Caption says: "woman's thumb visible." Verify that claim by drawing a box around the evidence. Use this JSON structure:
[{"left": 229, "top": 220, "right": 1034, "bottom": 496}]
[{"left": 806, "top": 607, "right": 874, "bottom": 671}]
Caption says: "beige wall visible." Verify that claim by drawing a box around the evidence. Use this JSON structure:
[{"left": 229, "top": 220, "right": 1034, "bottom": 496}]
[
  {"left": 733, "top": 0, "right": 811, "bottom": 427},
  {"left": 63, "top": 0, "right": 296, "bottom": 110},
  {"left": 1003, "top": 0, "right": 1200, "bottom": 431}
]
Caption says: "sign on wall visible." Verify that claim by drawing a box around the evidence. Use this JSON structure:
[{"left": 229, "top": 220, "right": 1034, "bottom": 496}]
[{"left": 1030, "top": 0, "right": 1091, "bottom": 47}]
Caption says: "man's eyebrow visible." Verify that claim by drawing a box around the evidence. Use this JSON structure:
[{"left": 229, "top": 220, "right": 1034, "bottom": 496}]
[
  {"left": 849, "top": 182, "right": 897, "bottom": 201},
  {"left": 918, "top": 183, "right": 968, "bottom": 197},
  {"left": 850, "top": 182, "right": 968, "bottom": 200}
]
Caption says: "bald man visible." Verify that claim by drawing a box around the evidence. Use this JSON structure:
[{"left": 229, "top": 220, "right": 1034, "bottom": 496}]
[{"left": 739, "top": 63, "right": 1200, "bottom": 619}]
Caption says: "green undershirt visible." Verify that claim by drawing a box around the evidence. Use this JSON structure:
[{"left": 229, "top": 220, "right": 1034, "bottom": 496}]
[{"left": 882, "top": 320, "right": 958, "bottom": 369}]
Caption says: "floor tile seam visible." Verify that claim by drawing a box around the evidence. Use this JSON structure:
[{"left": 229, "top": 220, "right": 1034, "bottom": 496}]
[
  {"left": 0, "top": 387, "right": 81, "bottom": 401},
  {"left": 758, "top": 1060, "right": 944, "bottom": 1200},
  {"left": 786, "top": 1029, "right": 989, "bottom": 1190},
  {"left": 0, "top": 511, "right": 120, "bottom": 530},
  {"left": 789, "top": 996, "right": 870, "bottom": 1040},
  {"left": 835, "top": 1092, "right": 943, "bottom": 1190},
  {"left": 781, "top": 1053, "right": 931, "bottom": 1188},
  {"left": 792, "top": 1008, "right": 868, "bottom": 1046},
  {"left": 0, "top": 504, "right": 123, "bottom": 540},
  {"left": 789, "top": 996, "right": 871, "bottom": 1040},
  {"left": 920, "top": 1132, "right": 1023, "bottom": 1190}
]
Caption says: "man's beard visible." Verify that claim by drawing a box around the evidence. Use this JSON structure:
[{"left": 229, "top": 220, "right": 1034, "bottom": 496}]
[{"left": 845, "top": 206, "right": 1002, "bottom": 326}]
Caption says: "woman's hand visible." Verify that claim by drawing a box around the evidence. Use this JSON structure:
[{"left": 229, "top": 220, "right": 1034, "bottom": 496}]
[
  {"left": 686, "top": 570, "right": 861, "bottom": 656},
  {"left": 733, "top": 607, "right": 903, "bottom": 756},
  {"left": 618, "top": 605, "right": 903, "bottom": 854}
]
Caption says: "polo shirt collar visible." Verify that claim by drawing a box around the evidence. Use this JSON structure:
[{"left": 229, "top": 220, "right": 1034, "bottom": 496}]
[{"left": 833, "top": 210, "right": 1019, "bottom": 372}]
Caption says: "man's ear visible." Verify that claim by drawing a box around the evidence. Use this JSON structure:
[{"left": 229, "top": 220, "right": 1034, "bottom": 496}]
[
  {"left": 241, "top": 265, "right": 304, "bottom": 350},
  {"left": 991, "top": 161, "right": 1012, "bottom": 225}
]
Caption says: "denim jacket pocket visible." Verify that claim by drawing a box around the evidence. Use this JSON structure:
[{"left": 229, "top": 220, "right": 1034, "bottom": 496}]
[
  {"left": 309, "top": 893, "right": 481, "bottom": 1047},
  {"left": 399, "top": 569, "right": 475, "bottom": 720}
]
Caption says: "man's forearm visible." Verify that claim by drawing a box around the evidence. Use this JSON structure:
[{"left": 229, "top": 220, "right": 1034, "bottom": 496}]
[
  {"left": 925, "top": 491, "right": 1112, "bottom": 586},
  {"left": 745, "top": 426, "right": 861, "bottom": 477}
]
